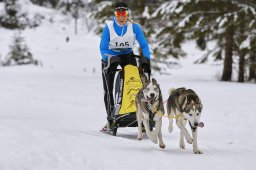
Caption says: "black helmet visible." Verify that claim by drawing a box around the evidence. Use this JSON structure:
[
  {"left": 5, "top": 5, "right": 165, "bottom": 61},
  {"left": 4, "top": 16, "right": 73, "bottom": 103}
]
[{"left": 115, "top": 2, "right": 128, "bottom": 11}]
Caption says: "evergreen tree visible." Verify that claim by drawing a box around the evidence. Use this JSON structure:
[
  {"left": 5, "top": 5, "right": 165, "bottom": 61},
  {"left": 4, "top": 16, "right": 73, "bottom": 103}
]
[
  {"left": 0, "top": 0, "right": 43, "bottom": 29},
  {"left": 30, "top": 0, "right": 59, "bottom": 8},
  {"left": 1, "top": 32, "right": 39, "bottom": 66},
  {"left": 154, "top": 0, "right": 256, "bottom": 82},
  {"left": 151, "top": 1, "right": 187, "bottom": 60},
  {"left": 0, "top": 0, "right": 20, "bottom": 29},
  {"left": 57, "top": 0, "right": 73, "bottom": 14}
]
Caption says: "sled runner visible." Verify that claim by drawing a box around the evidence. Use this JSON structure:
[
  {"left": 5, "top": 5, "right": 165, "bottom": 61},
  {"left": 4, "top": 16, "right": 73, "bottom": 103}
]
[{"left": 102, "top": 55, "right": 151, "bottom": 136}]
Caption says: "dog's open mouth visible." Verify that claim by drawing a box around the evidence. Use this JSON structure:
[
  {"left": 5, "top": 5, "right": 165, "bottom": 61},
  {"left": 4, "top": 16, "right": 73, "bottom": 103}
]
[
  {"left": 147, "top": 97, "right": 156, "bottom": 106},
  {"left": 189, "top": 121, "right": 205, "bottom": 129}
]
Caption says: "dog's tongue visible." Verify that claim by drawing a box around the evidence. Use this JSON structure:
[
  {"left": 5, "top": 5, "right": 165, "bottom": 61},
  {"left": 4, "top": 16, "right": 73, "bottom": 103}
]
[{"left": 198, "top": 122, "right": 204, "bottom": 128}]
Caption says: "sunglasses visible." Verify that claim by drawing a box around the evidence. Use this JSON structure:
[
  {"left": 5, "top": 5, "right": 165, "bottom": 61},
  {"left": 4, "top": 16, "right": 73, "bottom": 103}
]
[{"left": 114, "top": 10, "right": 128, "bottom": 17}]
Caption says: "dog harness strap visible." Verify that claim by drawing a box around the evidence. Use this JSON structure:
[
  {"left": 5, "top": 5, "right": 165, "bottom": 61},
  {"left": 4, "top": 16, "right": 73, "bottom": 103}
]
[
  {"left": 141, "top": 94, "right": 161, "bottom": 120},
  {"left": 144, "top": 104, "right": 154, "bottom": 120}
]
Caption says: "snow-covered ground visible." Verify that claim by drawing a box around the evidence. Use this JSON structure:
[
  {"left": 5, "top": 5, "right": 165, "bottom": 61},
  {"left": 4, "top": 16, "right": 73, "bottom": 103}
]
[{"left": 1, "top": 14, "right": 256, "bottom": 170}]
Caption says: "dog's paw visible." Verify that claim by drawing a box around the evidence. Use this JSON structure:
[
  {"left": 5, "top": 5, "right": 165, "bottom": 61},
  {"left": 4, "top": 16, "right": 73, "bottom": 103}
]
[
  {"left": 193, "top": 149, "right": 203, "bottom": 154},
  {"left": 159, "top": 143, "right": 166, "bottom": 149},
  {"left": 180, "top": 143, "right": 185, "bottom": 149},
  {"left": 137, "top": 134, "right": 143, "bottom": 140},
  {"left": 186, "top": 137, "right": 193, "bottom": 144},
  {"left": 137, "top": 136, "right": 143, "bottom": 140},
  {"left": 168, "top": 125, "right": 173, "bottom": 133}
]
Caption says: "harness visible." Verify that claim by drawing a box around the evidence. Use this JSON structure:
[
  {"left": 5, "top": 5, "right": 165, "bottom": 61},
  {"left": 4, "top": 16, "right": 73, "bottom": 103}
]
[
  {"left": 141, "top": 97, "right": 182, "bottom": 120},
  {"left": 142, "top": 98, "right": 159, "bottom": 129}
]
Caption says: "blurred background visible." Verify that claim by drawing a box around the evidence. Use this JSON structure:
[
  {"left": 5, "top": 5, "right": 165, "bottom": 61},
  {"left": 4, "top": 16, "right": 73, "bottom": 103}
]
[{"left": 0, "top": 0, "right": 255, "bottom": 83}]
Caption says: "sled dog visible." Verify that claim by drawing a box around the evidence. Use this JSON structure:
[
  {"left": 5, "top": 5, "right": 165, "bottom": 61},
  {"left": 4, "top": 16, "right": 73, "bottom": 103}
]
[
  {"left": 167, "top": 87, "right": 203, "bottom": 154},
  {"left": 136, "top": 77, "right": 165, "bottom": 149}
]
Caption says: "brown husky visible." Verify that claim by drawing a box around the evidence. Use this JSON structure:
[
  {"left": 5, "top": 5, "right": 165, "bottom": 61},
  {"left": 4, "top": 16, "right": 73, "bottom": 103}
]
[{"left": 167, "top": 87, "right": 204, "bottom": 154}]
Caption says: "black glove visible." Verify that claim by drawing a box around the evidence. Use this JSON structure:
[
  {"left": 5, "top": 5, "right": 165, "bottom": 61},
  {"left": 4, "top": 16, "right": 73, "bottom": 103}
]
[{"left": 139, "top": 57, "right": 151, "bottom": 74}]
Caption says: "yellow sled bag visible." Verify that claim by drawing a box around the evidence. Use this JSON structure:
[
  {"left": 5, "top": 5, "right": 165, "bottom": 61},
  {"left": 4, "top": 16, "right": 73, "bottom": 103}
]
[{"left": 119, "top": 65, "right": 142, "bottom": 114}]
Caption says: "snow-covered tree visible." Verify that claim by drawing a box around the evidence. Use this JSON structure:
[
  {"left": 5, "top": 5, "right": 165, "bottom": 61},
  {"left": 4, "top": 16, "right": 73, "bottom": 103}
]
[
  {"left": 30, "top": 0, "right": 59, "bottom": 8},
  {"left": 0, "top": 0, "right": 21, "bottom": 29},
  {"left": 154, "top": 0, "right": 256, "bottom": 82},
  {"left": 151, "top": 1, "right": 186, "bottom": 60},
  {"left": 0, "top": 0, "right": 44, "bottom": 29},
  {"left": 1, "top": 32, "right": 39, "bottom": 66}
]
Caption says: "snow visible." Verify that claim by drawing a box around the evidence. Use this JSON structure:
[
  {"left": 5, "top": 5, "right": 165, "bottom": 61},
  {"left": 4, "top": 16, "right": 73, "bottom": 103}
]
[
  {"left": 178, "top": 14, "right": 191, "bottom": 27},
  {"left": 0, "top": 3, "right": 4, "bottom": 14},
  {"left": 152, "top": 2, "right": 178, "bottom": 19},
  {"left": 142, "top": 6, "right": 150, "bottom": 19},
  {"left": 240, "top": 37, "right": 250, "bottom": 49},
  {"left": 218, "top": 17, "right": 228, "bottom": 28},
  {"left": 1, "top": 7, "right": 256, "bottom": 170}
]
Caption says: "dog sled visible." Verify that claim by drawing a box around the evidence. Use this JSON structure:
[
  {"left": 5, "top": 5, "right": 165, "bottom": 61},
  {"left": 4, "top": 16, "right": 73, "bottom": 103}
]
[{"left": 102, "top": 54, "right": 151, "bottom": 136}]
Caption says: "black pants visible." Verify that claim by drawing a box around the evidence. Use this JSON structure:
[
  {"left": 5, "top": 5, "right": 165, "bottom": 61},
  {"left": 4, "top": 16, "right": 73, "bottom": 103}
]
[{"left": 101, "top": 54, "right": 137, "bottom": 121}]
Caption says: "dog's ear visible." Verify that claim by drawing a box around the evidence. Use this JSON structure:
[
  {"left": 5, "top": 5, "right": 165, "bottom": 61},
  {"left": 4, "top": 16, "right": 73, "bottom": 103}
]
[
  {"left": 181, "top": 96, "right": 188, "bottom": 110},
  {"left": 141, "top": 75, "right": 148, "bottom": 85},
  {"left": 152, "top": 78, "right": 161, "bottom": 89},
  {"left": 195, "top": 97, "right": 200, "bottom": 104},
  {"left": 152, "top": 78, "right": 157, "bottom": 84}
]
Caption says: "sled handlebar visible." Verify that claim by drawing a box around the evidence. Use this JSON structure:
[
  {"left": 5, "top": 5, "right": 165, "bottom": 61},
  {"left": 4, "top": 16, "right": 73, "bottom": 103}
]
[
  {"left": 103, "top": 54, "right": 150, "bottom": 72},
  {"left": 103, "top": 55, "right": 121, "bottom": 71}
]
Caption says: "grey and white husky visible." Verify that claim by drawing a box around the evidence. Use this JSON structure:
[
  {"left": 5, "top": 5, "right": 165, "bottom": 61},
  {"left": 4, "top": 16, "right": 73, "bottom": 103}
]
[
  {"left": 167, "top": 87, "right": 204, "bottom": 154},
  {"left": 136, "top": 77, "right": 165, "bottom": 149}
]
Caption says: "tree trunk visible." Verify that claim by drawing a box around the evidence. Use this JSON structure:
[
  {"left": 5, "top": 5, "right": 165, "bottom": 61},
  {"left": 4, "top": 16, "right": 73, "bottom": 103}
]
[
  {"left": 249, "top": 52, "right": 256, "bottom": 81},
  {"left": 75, "top": 17, "right": 78, "bottom": 34},
  {"left": 74, "top": 4, "right": 79, "bottom": 35},
  {"left": 39, "top": 0, "right": 43, "bottom": 6},
  {"left": 221, "top": 24, "right": 234, "bottom": 81},
  {"left": 238, "top": 50, "right": 245, "bottom": 82},
  {"left": 66, "top": 2, "right": 70, "bottom": 12},
  {"left": 238, "top": 13, "right": 245, "bottom": 82}
]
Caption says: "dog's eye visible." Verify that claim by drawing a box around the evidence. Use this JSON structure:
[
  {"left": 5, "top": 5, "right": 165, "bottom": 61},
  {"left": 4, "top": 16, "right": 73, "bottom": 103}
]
[
  {"left": 144, "top": 88, "right": 149, "bottom": 92},
  {"left": 197, "top": 113, "right": 200, "bottom": 116},
  {"left": 189, "top": 114, "right": 193, "bottom": 116},
  {"left": 184, "top": 107, "right": 190, "bottom": 113}
]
